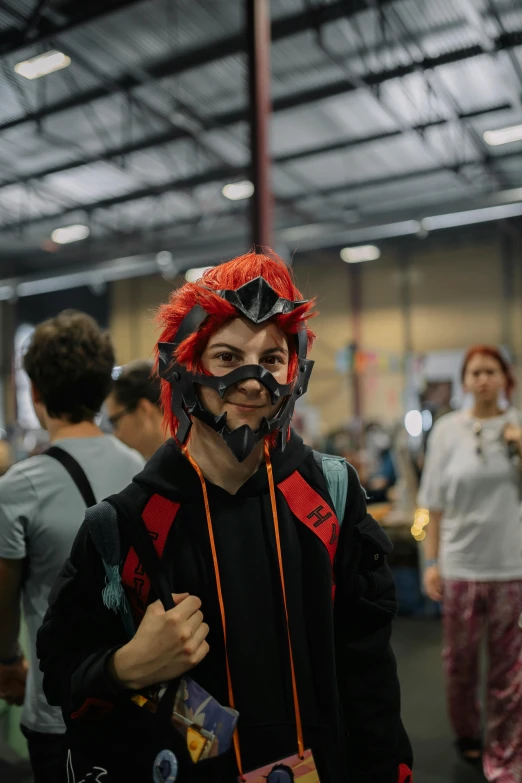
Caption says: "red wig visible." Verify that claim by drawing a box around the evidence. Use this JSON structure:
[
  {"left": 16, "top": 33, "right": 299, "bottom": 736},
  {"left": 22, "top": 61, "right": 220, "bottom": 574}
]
[
  {"left": 155, "top": 251, "right": 316, "bottom": 437},
  {"left": 461, "top": 344, "right": 516, "bottom": 401}
]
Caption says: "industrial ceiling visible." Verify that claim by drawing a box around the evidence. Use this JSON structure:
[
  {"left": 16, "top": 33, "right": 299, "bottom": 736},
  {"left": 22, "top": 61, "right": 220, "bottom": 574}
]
[{"left": 0, "top": 0, "right": 521, "bottom": 290}]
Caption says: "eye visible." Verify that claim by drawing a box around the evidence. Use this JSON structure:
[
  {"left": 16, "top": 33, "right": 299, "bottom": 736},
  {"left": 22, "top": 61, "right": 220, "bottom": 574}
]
[
  {"left": 216, "top": 352, "right": 236, "bottom": 362},
  {"left": 263, "top": 355, "right": 283, "bottom": 366}
]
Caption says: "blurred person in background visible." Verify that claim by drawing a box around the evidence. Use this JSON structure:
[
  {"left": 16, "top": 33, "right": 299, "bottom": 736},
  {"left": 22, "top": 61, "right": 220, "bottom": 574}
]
[
  {"left": 364, "top": 422, "right": 397, "bottom": 504},
  {"left": 0, "top": 310, "right": 144, "bottom": 783},
  {"left": 419, "top": 345, "right": 522, "bottom": 782},
  {"left": 105, "top": 359, "right": 165, "bottom": 460}
]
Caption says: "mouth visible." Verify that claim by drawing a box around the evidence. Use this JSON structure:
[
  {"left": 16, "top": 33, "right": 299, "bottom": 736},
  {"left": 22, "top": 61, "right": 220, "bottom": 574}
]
[{"left": 227, "top": 402, "right": 265, "bottom": 411}]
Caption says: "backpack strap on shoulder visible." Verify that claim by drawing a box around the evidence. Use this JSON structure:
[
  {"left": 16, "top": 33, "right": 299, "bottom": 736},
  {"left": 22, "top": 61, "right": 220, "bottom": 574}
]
[
  {"left": 313, "top": 451, "right": 349, "bottom": 526},
  {"left": 85, "top": 501, "right": 136, "bottom": 640}
]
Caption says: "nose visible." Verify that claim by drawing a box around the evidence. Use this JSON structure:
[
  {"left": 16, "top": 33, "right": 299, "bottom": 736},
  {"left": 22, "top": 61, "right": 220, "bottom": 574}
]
[{"left": 235, "top": 377, "right": 266, "bottom": 397}]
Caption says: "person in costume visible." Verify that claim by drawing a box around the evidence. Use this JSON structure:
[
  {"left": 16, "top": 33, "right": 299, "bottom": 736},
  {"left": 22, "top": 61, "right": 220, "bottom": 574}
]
[{"left": 37, "top": 252, "right": 413, "bottom": 783}]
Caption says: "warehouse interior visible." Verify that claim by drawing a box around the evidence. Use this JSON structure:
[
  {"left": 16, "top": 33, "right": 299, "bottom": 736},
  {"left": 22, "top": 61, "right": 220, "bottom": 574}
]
[{"left": 1, "top": 1, "right": 522, "bottom": 781}]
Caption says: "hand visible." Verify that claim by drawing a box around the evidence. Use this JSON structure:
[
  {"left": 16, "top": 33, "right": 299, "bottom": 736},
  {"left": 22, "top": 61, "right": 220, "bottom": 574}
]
[
  {"left": 0, "top": 657, "right": 28, "bottom": 706},
  {"left": 109, "top": 593, "right": 210, "bottom": 691},
  {"left": 503, "top": 423, "right": 522, "bottom": 457},
  {"left": 424, "top": 565, "right": 443, "bottom": 602}
]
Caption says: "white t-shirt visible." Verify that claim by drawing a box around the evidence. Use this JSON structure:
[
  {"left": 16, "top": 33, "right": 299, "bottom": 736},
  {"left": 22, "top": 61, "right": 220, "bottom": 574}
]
[
  {"left": 0, "top": 436, "right": 144, "bottom": 734},
  {"left": 418, "top": 409, "right": 522, "bottom": 582}
]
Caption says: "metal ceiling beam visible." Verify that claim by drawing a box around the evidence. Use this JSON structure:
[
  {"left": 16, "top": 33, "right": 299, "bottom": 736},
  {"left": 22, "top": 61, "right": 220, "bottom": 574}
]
[
  {"left": 0, "top": 0, "right": 381, "bottom": 133},
  {"left": 0, "top": 0, "right": 520, "bottom": 138},
  {"left": 0, "top": 99, "right": 510, "bottom": 191},
  {"left": 0, "top": 0, "right": 146, "bottom": 57},
  {"left": 4, "top": 145, "right": 522, "bottom": 234}
]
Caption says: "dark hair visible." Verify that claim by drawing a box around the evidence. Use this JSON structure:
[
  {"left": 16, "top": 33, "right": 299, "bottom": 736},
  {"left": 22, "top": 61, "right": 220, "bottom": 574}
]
[
  {"left": 23, "top": 310, "right": 115, "bottom": 424},
  {"left": 461, "top": 344, "right": 516, "bottom": 401},
  {"left": 112, "top": 360, "right": 161, "bottom": 412}
]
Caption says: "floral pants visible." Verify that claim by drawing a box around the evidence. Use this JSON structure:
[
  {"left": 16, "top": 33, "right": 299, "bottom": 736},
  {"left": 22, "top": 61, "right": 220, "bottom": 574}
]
[{"left": 442, "top": 579, "right": 522, "bottom": 783}]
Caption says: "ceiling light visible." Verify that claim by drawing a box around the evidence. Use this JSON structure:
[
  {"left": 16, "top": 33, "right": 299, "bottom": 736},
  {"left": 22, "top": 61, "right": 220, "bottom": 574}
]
[
  {"left": 14, "top": 50, "right": 71, "bottom": 80},
  {"left": 222, "top": 180, "right": 254, "bottom": 201},
  {"left": 405, "top": 410, "right": 423, "bottom": 438},
  {"left": 50, "top": 224, "right": 90, "bottom": 244},
  {"left": 484, "top": 124, "right": 522, "bottom": 147},
  {"left": 421, "top": 202, "right": 522, "bottom": 231},
  {"left": 185, "top": 266, "right": 214, "bottom": 283},
  {"left": 340, "top": 245, "right": 381, "bottom": 263}
]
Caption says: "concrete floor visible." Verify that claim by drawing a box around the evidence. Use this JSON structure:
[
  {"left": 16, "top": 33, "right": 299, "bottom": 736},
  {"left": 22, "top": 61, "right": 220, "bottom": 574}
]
[
  {"left": 393, "top": 617, "right": 485, "bottom": 783},
  {"left": 0, "top": 617, "right": 487, "bottom": 783}
]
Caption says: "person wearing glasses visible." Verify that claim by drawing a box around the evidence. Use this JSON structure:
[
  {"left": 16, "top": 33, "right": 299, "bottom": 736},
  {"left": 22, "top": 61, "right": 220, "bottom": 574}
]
[
  {"left": 420, "top": 345, "right": 522, "bottom": 781},
  {"left": 105, "top": 360, "right": 165, "bottom": 461}
]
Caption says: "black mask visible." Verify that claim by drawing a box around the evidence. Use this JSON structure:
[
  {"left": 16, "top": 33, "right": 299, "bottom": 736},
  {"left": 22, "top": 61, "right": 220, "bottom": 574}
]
[{"left": 158, "top": 276, "right": 314, "bottom": 462}]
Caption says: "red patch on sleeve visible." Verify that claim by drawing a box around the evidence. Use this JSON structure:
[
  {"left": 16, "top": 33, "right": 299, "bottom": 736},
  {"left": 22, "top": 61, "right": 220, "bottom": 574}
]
[
  {"left": 397, "top": 763, "right": 412, "bottom": 783},
  {"left": 71, "top": 697, "right": 114, "bottom": 721}
]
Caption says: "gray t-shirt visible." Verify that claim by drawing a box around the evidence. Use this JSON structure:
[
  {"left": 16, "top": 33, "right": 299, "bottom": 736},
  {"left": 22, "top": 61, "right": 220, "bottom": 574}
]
[
  {"left": 418, "top": 409, "right": 522, "bottom": 581},
  {"left": 0, "top": 435, "right": 144, "bottom": 734}
]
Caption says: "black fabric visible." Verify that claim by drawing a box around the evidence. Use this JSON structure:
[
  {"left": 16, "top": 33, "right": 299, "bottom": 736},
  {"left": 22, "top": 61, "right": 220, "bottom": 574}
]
[
  {"left": 20, "top": 725, "right": 67, "bottom": 783},
  {"left": 45, "top": 446, "right": 96, "bottom": 508},
  {"left": 85, "top": 502, "right": 121, "bottom": 567},
  {"left": 37, "top": 432, "right": 413, "bottom": 783}
]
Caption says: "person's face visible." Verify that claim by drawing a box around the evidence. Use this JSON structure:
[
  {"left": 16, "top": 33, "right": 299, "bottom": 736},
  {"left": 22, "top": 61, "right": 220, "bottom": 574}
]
[
  {"left": 105, "top": 393, "right": 155, "bottom": 456},
  {"left": 198, "top": 317, "right": 290, "bottom": 434},
  {"left": 464, "top": 353, "right": 507, "bottom": 404}
]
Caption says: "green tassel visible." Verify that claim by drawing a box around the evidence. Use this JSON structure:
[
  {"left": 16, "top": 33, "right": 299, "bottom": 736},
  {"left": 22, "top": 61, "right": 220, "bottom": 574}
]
[{"left": 102, "top": 562, "right": 127, "bottom": 614}]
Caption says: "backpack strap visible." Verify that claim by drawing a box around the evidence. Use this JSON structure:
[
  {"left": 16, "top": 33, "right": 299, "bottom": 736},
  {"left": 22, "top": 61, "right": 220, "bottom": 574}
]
[
  {"left": 118, "top": 494, "right": 180, "bottom": 617},
  {"left": 312, "top": 451, "right": 349, "bottom": 526},
  {"left": 120, "top": 494, "right": 180, "bottom": 619},
  {"left": 277, "top": 452, "right": 348, "bottom": 600},
  {"left": 84, "top": 493, "right": 180, "bottom": 639},
  {"left": 85, "top": 501, "right": 136, "bottom": 640},
  {"left": 45, "top": 446, "right": 97, "bottom": 507},
  {"left": 87, "top": 495, "right": 181, "bottom": 722}
]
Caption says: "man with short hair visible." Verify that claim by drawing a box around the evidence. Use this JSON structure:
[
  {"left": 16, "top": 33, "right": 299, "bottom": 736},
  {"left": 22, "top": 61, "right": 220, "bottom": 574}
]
[
  {"left": 105, "top": 359, "right": 165, "bottom": 460},
  {"left": 0, "top": 310, "right": 144, "bottom": 783}
]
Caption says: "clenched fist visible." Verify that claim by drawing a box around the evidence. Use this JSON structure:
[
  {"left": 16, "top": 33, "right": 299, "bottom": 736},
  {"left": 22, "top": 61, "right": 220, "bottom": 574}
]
[
  {"left": 0, "top": 657, "right": 28, "bottom": 706},
  {"left": 108, "top": 593, "right": 210, "bottom": 691}
]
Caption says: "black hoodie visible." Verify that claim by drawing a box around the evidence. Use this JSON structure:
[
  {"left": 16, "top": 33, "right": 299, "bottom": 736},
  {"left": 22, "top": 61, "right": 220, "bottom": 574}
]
[{"left": 37, "top": 433, "right": 412, "bottom": 782}]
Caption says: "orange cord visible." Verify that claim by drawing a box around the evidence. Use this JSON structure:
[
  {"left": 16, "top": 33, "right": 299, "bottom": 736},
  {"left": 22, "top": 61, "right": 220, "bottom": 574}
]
[
  {"left": 264, "top": 440, "right": 305, "bottom": 759},
  {"left": 182, "top": 439, "right": 305, "bottom": 778},
  {"left": 182, "top": 445, "right": 245, "bottom": 779}
]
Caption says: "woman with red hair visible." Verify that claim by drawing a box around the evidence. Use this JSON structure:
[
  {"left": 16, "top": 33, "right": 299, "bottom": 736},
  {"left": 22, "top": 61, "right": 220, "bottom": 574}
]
[
  {"left": 37, "top": 251, "right": 412, "bottom": 783},
  {"left": 420, "top": 345, "right": 522, "bottom": 781}
]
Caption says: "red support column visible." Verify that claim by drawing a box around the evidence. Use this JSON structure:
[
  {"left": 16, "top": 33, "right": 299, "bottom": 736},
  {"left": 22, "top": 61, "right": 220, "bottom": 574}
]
[
  {"left": 246, "top": 0, "right": 273, "bottom": 250},
  {"left": 349, "top": 263, "right": 362, "bottom": 420}
]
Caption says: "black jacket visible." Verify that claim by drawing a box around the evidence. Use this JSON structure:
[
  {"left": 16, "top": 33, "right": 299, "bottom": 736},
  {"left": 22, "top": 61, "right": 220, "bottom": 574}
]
[{"left": 37, "top": 433, "right": 412, "bottom": 782}]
